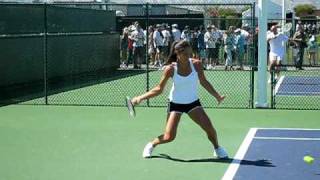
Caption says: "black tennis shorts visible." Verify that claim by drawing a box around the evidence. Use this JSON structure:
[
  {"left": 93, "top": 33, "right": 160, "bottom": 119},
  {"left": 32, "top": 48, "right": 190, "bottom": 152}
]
[{"left": 167, "top": 99, "right": 202, "bottom": 114}]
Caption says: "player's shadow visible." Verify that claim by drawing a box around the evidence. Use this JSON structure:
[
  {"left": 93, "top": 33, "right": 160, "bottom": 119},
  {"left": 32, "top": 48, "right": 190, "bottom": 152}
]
[{"left": 150, "top": 153, "right": 275, "bottom": 167}]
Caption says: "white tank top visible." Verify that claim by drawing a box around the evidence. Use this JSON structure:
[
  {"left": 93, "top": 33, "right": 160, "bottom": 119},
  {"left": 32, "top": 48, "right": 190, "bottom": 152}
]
[{"left": 168, "top": 59, "right": 199, "bottom": 104}]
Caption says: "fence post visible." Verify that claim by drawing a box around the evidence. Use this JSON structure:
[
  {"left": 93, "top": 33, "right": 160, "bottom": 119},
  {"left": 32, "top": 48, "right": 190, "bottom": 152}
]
[
  {"left": 145, "top": 3, "right": 150, "bottom": 107},
  {"left": 250, "top": 2, "right": 256, "bottom": 109},
  {"left": 271, "top": 69, "right": 275, "bottom": 109},
  {"left": 44, "top": 3, "right": 48, "bottom": 105}
]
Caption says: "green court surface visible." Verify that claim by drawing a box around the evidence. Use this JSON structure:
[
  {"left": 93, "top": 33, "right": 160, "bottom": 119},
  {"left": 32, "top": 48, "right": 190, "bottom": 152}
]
[{"left": 0, "top": 105, "right": 319, "bottom": 180}]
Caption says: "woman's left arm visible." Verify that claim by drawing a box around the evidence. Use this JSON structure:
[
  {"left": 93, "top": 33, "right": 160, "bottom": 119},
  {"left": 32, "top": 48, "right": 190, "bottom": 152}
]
[{"left": 193, "top": 60, "right": 225, "bottom": 104}]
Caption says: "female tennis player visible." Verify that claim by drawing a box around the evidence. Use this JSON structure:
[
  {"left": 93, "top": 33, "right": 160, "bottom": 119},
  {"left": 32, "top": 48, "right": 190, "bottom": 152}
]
[{"left": 131, "top": 40, "right": 228, "bottom": 159}]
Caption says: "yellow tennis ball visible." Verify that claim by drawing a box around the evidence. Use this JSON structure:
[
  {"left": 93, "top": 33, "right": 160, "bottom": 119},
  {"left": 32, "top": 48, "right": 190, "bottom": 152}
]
[{"left": 304, "top": 156, "right": 314, "bottom": 164}]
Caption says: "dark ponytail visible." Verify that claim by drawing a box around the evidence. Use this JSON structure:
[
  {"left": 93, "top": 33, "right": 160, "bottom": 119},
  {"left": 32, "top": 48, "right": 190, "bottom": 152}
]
[{"left": 165, "top": 41, "right": 179, "bottom": 65}]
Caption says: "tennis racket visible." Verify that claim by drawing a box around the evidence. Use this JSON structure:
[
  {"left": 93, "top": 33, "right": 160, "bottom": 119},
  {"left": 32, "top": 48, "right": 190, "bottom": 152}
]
[
  {"left": 281, "top": 23, "right": 292, "bottom": 33},
  {"left": 125, "top": 96, "right": 136, "bottom": 117}
]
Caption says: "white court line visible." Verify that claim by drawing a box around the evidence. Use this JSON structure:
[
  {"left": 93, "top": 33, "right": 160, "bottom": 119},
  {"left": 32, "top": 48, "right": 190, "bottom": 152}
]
[
  {"left": 276, "top": 91, "right": 320, "bottom": 96},
  {"left": 221, "top": 128, "right": 320, "bottom": 180},
  {"left": 255, "top": 127, "right": 320, "bottom": 131},
  {"left": 274, "top": 76, "right": 284, "bottom": 95},
  {"left": 254, "top": 137, "right": 320, "bottom": 141},
  {"left": 221, "top": 128, "right": 257, "bottom": 180}
]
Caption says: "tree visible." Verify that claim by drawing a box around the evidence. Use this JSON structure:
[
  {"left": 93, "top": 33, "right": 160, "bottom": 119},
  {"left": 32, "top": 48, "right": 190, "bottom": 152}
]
[
  {"left": 206, "top": 7, "right": 241, "bottom": 29},
  {"left": 294, "top": 4, "right": 316, "bottom": 17}
]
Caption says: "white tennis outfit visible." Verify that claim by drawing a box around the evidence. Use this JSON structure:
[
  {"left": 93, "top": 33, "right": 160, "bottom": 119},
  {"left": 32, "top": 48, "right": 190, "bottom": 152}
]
[
  {"left": 168, "top": 59, "right": 199, "bottom": 104},
  {"left": 142, "top": 58, "right": 229, "bottom": 159},
  {"left": 267, "top": 33, "right": 289, "bottom": 60}
]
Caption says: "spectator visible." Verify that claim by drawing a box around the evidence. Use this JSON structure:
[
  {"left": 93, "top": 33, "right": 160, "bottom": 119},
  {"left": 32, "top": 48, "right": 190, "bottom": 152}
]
[
  {"left": 307, "top": 23, "right": 312, "bottom": 34},
  {"left": 153, "top": 24, "right": 164, "bottom": 67},
  {"left": 311, "top": 23, "right": 317, "bottom": 34},
  {"left": 212, "top": 25, "right": 222, "bottom": 66},
  {"left": 191, "top": 27, "right": 199, "bottom": 58},
  {"left": 120, "top": 27, "right": 129, "bottom": 68},
  {"left": 204, "top": 25, "right": 216, "bottom": 69},
  {"left": 172, "top": 24, "right": 181, "bottom": 42},
  {"left": 241, "top": 24, "right": 250, "bottom": 64},
  {"left": 162, "top": 24, "right": 171, "bottom": 59},
  {"left": 131, "top": 22, "right": 145, "bottom": 69},
  {"left": 229, "top": 26, "right": 237, "bottom": 65},
  {"left": 234, "top": 28, "right": 245, "bottom": 70},
  {"left": 181, "top": 25, "right": 192, "bottom": 42},
  {"left": 224, "top": 28, "right": 235, "bottom": 70},
  {"left": 296, "top": 21, "right": 302, "bottom": 32},
  {"left": 293, "top": 24, "right": 307, "bottom": 70},
  {"left": 307, "top": 35, "right": 318, "bottom": 66},
  {"left": 148, "top": 26, "right": 156, "bottom": 66},
  {"left": 127, "top": 27, "right": 134, "bottom": 68},
  {"left": 197, "top": 26, "right": 206, "bottom": 69}
]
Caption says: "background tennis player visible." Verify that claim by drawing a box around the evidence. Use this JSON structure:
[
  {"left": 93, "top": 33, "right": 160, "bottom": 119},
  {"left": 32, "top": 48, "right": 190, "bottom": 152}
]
[
  {"left": 267, "top": 25, "right": 291, "bottom": 83},
  {"left": 132, "top": 40, "right": 228, "bottom": 159}
]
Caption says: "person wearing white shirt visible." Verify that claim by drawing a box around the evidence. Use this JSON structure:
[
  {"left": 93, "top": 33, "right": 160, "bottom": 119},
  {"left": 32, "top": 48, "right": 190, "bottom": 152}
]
[
  {"left": 172, "top": 24, "right": 181, "bottom": 41},
  {"left": 153, "top": 25, "right": 164, "bottom": 67},
  {"left": 204, "top": 25, "right": 219, "bottom": 69},
  {"left": 267, "top": 25, "right": 289, "bottom": 82},
  {"left": 181, "top": 26, "right": 191, "bottom": 42},
  {"left": 131, "top": 24, "right": 145, "bottom": 69},
  {"left": 240, "top": 27, "right": 250, "bottom": 62},
  {"left": 162, "top": 25, "right": 171, "bottom": 59}
]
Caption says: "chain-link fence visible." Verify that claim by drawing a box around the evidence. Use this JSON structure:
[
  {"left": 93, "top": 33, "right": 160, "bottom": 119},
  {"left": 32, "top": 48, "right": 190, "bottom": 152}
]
[
  {"left": 0, "top": 2, "right": 257, "bottom": 109},
  {"left": 267, "top": 18, "right": 320, "bottom": 110},
  {"left": 271, "top": 65, "right": 320, "bottom": 110},
  {"left": 267, "top": 18, "right": 320, "bottom": 68},
  {"left": 4, "top": 2, "right": 318, "bottom": 110}
]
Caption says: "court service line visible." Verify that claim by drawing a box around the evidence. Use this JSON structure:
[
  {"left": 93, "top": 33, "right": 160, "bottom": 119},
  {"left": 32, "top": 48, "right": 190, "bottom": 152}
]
[
  {"left": 254, "top": 137, "right": 320, "bottom": 141},
  {"left": 276, "top": 91, "right": 320, "bottom": 95},
  {"left": 221, "top": 128, "right": 257, "bottom": 180},
  {"left": 256, "top": 127, "right": 320, "bottom": 131}
]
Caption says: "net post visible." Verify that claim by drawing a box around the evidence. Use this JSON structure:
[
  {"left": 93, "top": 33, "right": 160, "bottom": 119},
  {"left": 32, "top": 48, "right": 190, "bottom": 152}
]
[{"left": 255, "top": 0, "right": 268, "bottom": 108}]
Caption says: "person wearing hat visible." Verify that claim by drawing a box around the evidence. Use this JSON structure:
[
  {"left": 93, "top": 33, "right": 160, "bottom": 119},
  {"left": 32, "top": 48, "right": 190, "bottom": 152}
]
[
  {"left": 204, "top": 25, "right": 219, "bottom": 69},
  {"left": 162, "top": 24, "right": 172, "bottom": 59},
  {"left": 307, "top": 35, "right": 318, "bottom": 66},
  {"left": 234, "top": 28, "right": 245, "bottom": 70},
  {"left": 172, "top": 24, "right": 181, "bottom": 42},
  {"left": 153, "top": 24, "right": 165, "bottom": 67},
  {"left": 223, "top": 26, "right": 236, "bottom": 71}
]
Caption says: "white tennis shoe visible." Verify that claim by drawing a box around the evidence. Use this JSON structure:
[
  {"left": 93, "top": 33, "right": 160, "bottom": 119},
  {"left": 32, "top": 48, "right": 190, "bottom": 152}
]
[
  {"left": 214, "top": 146, "right": 229, "bottom": 159},
  {"left": 142, "top": 142, "right": 154, "bottom": 158}
]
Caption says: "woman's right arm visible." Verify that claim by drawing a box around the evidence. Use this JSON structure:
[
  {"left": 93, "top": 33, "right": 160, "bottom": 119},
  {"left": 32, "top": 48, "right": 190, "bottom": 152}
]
[{"left": 132, "top": 65, "right": 173, "bottom": 105}]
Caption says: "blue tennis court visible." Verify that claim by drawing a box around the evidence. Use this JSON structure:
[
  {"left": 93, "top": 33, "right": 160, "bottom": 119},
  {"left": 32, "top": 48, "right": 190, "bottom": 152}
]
[
  {"left": 223, "top": 128, "right": 320, "bottom": 180},
  {"left": 275, "top": 76, "right": 320, "bottom": 96}
]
